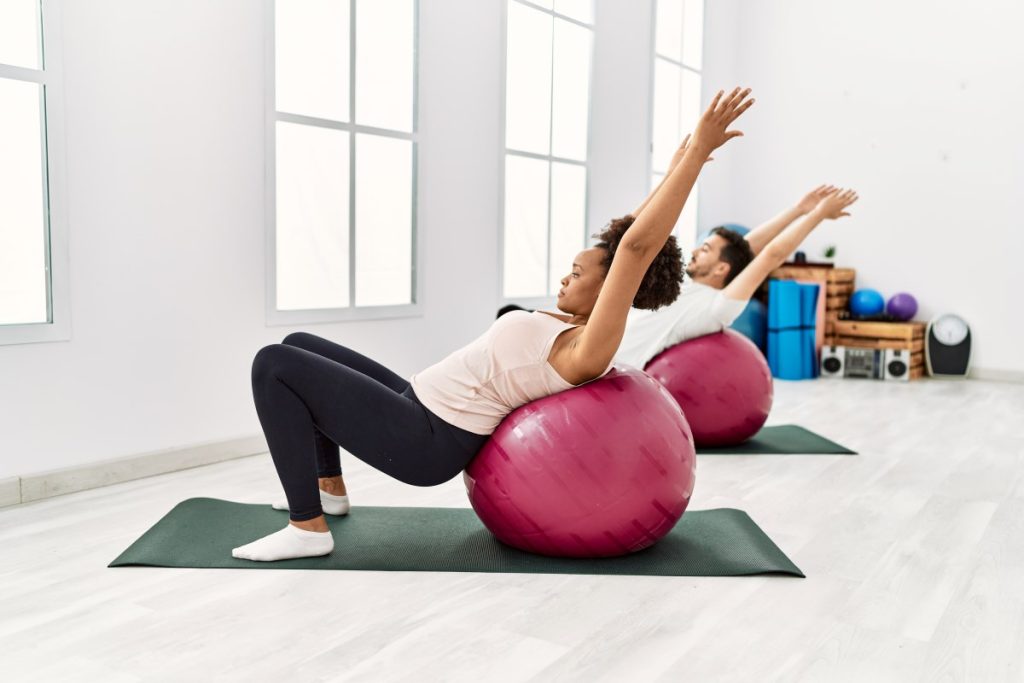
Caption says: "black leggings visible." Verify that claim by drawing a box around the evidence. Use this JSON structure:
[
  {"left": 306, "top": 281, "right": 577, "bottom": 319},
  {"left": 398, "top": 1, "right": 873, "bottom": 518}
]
[{"left": 251, "top": 332, "right": 489, "bottom": 521}]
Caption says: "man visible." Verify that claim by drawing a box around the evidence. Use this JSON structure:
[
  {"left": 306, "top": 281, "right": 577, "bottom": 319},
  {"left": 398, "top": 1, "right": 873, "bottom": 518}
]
[
  {"left": 614, "top": 164, "right": 858, "bottom": 367},
  {"left": 499, "top": 137, "right": 859, "bottom": 369}
]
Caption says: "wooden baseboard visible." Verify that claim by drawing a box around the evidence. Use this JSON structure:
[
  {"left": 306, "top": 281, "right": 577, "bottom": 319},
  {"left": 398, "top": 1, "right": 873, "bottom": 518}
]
[{"left": 1, "top": 435, "right": 268, "bottom": 508}]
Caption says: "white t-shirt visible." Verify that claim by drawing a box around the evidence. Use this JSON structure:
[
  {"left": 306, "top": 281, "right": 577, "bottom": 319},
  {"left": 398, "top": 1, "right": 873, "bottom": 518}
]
[{"left": 614, "top": 280, "right": 748, "bottom": 369}]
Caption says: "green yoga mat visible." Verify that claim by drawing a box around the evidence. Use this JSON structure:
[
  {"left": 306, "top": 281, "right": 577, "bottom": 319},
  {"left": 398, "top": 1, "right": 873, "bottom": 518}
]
[
  {"left": 109, "top": 498, "right": 803, "bottom": 578},
  {"left": 696, "top": 424, "right": 856, "bottom": 455}
]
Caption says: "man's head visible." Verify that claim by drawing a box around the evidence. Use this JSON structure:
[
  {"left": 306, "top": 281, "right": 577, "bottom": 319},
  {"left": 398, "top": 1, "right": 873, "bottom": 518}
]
[{"left": 685, "top": 226, "right": 755, "bottom": 289}]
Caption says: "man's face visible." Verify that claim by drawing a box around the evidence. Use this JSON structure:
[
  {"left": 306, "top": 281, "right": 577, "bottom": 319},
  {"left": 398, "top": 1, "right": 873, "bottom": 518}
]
[{"left": 686, "top": 234, "right": 729, "bottom": 280}]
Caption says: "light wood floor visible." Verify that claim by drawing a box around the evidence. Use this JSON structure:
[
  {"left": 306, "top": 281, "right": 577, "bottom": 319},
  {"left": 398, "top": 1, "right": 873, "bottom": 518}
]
[{"left": 2, "top": 377, "right": 1022, "bottom": 682}]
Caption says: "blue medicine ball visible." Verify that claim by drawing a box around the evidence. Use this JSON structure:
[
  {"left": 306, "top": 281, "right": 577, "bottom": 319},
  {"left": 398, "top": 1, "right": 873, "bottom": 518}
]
[
  {"left": 730, "top": 299, "right": 768, "bottom": 352},
  {"left": 697, "top": 223, "right": 750, "bottom": 245},
  {"left": 849, "top": 289, "right": 885, "bottom": 316}
]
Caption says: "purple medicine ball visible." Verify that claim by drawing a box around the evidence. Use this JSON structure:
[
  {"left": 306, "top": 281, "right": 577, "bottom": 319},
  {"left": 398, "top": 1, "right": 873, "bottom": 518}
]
[
  {"left": 464, "top": 366, "right": 696, "bottom": 558},
  {"left": 886, "top": 292, "right": 918, "bottom": 321}
]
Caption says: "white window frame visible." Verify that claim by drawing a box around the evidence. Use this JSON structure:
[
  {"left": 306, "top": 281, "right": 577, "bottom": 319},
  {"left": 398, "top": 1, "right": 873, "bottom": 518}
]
[
  {"left": 0, "top": 0, "right": 71, "bottom": 346},
  {"left": 497, "top": 0, "right": 595, "bottom": 309},
  {"left": 647, "top": 0, "right": 705, "bottom": 246},
  {"left": 263, "top": 0, "right": 422, "bottom": 326}
]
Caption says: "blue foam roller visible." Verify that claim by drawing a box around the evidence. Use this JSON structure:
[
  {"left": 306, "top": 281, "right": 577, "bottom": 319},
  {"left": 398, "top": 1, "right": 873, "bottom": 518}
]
[{"left": 730, "top": 299, "right": 768, "bottom": 352}]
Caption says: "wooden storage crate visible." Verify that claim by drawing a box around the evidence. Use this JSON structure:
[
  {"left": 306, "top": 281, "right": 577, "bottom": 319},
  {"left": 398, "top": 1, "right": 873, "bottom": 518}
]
[{"left": 825, "top": 320, "right": 927, "bottom": 379}]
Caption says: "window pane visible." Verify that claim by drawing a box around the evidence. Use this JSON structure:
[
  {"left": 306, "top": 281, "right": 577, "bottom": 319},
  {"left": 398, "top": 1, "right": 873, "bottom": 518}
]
[
  {"left": 275, "top": 122, "right": 350, "bottom": 310},
  {"left": 355, "top": 135, "right": 413, "bottom": 306},
  {"left": 527, "top": 0, "right": 555, "bottom": 9},
  {"left": 551, "top": 18, "right": 591, "bottom": 162},
  {"left": 505, "top": 2, "right": 553, "bottom": 155},
  {"left": 652, "top": 59, "right": 681, "bottom": 173},
  {"left": 554, "top": 0, "right": 592, "bottom": 24},
  {"left": 503, "top": 155, "right": 550, "bottom": 298},
  {"left": 655, "top": 0, "right": 683, "bottom": 61},
  {"left": 0, "top": 79, "right": 47, "bottom": 325},
  {"left": 275, "top": 0, "right": 350, "bottom": 121},
  {"left": 548, "top": 162, "right": 586, "bottom": 296},
  {"left": 682, "top": 0, "right": 704, "bottom": 68},
  {"left": 680, "top": 70, "right": 702, "bottom": 145},
  {"left": 0, "top": 0, "right": 41, "bottom": 70},
  {"left": 355, "top": 0, "right": 415, "bottom": 132}
]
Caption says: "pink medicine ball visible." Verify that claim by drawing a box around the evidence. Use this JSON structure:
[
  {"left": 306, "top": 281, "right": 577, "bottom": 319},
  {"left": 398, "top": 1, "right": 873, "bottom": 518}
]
[
  {"left": 464, "top": 366, "right": 696, "bottom": 558},
  {"left": 644, "top": 329, "right": 773, "bottom": 447}
]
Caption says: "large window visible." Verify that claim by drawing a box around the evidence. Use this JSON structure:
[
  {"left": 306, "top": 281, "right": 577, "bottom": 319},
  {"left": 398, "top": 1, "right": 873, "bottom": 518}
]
[
  {"left": 267, "top": 0, "right": 419, "bottom": 324},
  {"left": 0, "top": 0, "right": 69, "bottom": 345},
  {"left": 650, "top": 0, "right": 703, "bottom": 248},
  {"left": 501, "top": 0, "right": 593, "bottom": 301}
]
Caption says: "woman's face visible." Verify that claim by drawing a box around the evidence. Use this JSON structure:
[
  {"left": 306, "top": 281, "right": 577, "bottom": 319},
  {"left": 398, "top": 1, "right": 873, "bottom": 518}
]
[{"left": 556, "top": 247, "right": 607, "bottom": 316}]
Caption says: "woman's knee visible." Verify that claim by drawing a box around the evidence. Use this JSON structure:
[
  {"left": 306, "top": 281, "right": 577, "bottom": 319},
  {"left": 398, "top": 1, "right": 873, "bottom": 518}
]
[
  {"left": 282, "top": 331, "right": 319, "bottom": 348},
  {"left": 252, "top": 344, "right": 290, "bottom": 383}
]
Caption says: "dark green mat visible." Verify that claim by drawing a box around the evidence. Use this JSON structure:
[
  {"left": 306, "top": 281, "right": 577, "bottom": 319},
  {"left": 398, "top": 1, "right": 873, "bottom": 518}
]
[
  {"left": 696, "top": 424, "right": 856, "bottom": 455},
  {"left": 109, "top": 498, "right": 803, "bottom": 577}
]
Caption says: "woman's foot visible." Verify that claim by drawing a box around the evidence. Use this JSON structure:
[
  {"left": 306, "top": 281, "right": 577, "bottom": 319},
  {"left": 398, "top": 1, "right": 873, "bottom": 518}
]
[
  {"left": 272, "top": 476, "right": 350, "bottom": 516},
  {"left": 318, "top": 475, "right": 347, "bottom": 496},
  {"left": 231, "top": 518, "right": 334, "bottom": 561}
]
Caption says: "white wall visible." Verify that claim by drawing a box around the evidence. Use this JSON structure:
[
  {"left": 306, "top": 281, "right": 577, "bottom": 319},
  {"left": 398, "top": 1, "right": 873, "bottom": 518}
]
[
  {"left": 700, "top": 0, "right": 1023, "bottom": 374},
  {"left": 589, "top": 1, "right": 654, "bottom": 237},
  {"left": 697, "top": 0, "right": 739, "bottom": 235},
  {"left": 0, "top": 0, "right": 656, "bottom": 479}
]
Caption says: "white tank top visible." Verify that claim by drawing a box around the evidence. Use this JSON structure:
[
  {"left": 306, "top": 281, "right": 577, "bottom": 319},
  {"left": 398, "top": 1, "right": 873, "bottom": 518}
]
[{"left": 409, "top": 311, "right": 614, "bottom": 435}]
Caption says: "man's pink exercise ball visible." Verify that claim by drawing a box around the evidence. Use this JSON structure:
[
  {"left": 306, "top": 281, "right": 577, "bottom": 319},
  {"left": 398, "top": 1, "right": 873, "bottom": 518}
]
[
  {"left": 644, "top": 329, "right": 773, "bottom": 447},
  {"left": 463, "top": 367, "right": 696, "bottom": 558}
]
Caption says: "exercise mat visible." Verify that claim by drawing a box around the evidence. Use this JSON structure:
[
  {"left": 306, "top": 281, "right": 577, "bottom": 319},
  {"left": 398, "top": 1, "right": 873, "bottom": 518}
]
[
  {"left": 696, "top": 424, "right": 856, "bottom": 455},
  {"left": 109, "top": 498, "right": 803, "bottom": 578}
]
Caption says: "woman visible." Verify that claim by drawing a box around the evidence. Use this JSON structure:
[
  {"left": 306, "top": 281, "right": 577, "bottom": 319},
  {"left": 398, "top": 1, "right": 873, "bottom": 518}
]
[{"left": 233, "top": 87, "right": 754, "bottom": 561}]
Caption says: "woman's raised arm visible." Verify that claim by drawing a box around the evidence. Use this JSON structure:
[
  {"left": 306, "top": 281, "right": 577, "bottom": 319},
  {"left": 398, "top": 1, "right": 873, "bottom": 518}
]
[
  {"left": 631, "top": 134, "right": 714, "bottom": 218},
  {"left": 568, "top": 87, "right": 755, "bottom": 380}
]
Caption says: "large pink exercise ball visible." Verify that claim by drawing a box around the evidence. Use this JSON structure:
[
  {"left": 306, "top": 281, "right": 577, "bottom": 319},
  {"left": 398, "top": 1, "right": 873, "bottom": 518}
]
[
  {"left": 644, "top": 329, "right": 773, "bottom": 447},
  {"left": 463, "top": 366, "right": 696, "bottom": 558}
]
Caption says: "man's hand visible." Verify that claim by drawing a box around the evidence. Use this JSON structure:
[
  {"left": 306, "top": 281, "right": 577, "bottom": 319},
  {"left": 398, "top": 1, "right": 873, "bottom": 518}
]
[
  {"left": 795, "top": 184, "right": 838, "bottom": 214},
  {"left": 689, "top": 87, "right": 754, "bottom": 155},
  {"left": 813, "top": 188, "right": 859, "bottom": 220}
]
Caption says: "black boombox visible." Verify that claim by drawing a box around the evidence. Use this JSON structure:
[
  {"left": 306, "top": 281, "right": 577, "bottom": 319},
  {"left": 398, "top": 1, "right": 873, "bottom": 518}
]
[{"left": 820, "top": 345, "right": 912, "bottom": 382}]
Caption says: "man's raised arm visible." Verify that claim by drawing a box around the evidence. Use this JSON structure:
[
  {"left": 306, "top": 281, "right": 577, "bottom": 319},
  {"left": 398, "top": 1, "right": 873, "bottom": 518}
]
[
  {"left": 744, "top": 184, "right": 837, "bottom": 255},
  {"left": 722, "top": 188, "right": 859, "bottom": 302}
]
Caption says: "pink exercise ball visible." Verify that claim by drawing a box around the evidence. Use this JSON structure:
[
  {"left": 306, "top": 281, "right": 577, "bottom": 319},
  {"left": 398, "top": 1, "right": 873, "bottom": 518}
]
[
  {"left": 644, "top": 329, "right": 773, "bottom": 447},
  {"left": 463, "top": 366, "right": 696, "bottom": 558}
]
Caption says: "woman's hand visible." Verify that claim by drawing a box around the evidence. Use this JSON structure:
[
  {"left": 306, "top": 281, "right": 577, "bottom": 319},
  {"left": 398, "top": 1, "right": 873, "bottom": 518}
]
[
  {"left": 813, "top": 188, "right": 859, "bottom": 220},
  {"left": 689, "top": 87, "right": 754, "bottom": 155},
  {"left": 668, "top": 134, "right": 714, "bottom": 171},
  {"left": 795, "top": 184, "right": 838, "bottom": 214}
]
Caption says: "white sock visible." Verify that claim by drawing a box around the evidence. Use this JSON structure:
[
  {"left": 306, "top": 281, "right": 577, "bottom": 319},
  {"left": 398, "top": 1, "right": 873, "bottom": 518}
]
[
  {"left": 272, "top": 489, "right": 350, "bottom": 516},
  {"left": 231, "top": 524, "right": 334, "bottom": 562}
]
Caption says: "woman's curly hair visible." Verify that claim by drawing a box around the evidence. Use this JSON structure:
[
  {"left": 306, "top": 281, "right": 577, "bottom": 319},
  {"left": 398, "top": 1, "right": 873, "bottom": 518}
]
[{"left": 592, "top": 214, "right": 684, "bottom": 310}]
